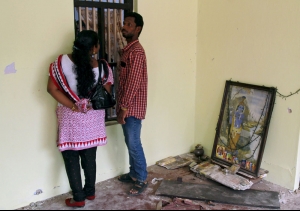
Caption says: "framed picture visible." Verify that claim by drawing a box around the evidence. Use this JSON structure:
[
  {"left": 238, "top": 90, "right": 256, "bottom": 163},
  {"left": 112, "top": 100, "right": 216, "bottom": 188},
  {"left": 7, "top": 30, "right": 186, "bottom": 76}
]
[{"left": 211, "top": 80, "right": 277, "bottom": 177}]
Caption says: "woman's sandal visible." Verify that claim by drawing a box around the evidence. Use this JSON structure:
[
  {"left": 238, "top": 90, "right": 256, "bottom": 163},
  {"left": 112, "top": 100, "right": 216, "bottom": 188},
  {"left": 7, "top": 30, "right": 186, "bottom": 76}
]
[
  {"left": 129, "top": 180, "right": 148, "bottom": 196},
  {"left": 118, "top": 173, "right": 135, "bottom": 183}
]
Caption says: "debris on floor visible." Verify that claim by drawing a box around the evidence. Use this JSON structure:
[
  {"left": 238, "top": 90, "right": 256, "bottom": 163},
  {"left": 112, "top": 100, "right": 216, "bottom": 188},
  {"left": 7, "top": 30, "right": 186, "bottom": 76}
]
[
  {"left": 190, "top": 161, "right": 253, "bottom": 190},
  {"left": 156, "top": 146, "right": 269, "bottom": 191},
  {"left": 156, "top": 153, "right": 198, "bottom": 170},
  {"left": 154, "top": 148, "right": 280, "bottom": 208},
  {"left": 157, "top": 197, "right": 204, "bottom": 210},
  {"left": 17, "top": 164, "right": 300, "bottom": 210},
  {"left": 206, "top": 200, "right": 215, "bottom": 206},
  {"left": 152, "top": 178, "right": 164, "bottom": 185},
  {"left": 156, "top": 200, "right": 163, "bottom": 210},
  {"left": 24, "top": 201, "right": 44, "bottom": 210},
  {"left": 212, "top": 159, "right": 269, "bottom": 180},
  {"left": 155, "top": 180, "right": 280, "bottom": 209}
]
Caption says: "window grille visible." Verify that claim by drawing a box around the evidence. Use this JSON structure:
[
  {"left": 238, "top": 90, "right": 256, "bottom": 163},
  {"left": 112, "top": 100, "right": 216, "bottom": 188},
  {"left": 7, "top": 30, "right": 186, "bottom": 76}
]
[{"left": 74, "top": 0, "right": 133, "bottom": 122}]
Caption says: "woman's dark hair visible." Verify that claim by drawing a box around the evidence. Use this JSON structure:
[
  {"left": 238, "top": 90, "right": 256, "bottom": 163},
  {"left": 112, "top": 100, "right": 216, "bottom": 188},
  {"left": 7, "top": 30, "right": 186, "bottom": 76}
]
[
  {"left": 72, "top": 30, "right": 99, "bottom": 98},
  {"left": 125, "top": 12, "right": 144, "bottom": 36}
]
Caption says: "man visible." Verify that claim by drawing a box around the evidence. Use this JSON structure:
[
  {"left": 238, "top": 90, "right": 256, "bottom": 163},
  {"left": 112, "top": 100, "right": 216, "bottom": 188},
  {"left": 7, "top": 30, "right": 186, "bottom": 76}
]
[{"left": 116, "top": 12, "right": 148, "bottom": 196}]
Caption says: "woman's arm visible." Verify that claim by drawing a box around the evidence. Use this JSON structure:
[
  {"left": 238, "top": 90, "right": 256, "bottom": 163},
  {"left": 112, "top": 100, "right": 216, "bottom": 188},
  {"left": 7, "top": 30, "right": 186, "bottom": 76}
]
[
  {"left": 103, "top": 83, "right": 112, "bottom": 94},
  {"left": 47, "top": 77, "right": 79, "bottom": 112}
]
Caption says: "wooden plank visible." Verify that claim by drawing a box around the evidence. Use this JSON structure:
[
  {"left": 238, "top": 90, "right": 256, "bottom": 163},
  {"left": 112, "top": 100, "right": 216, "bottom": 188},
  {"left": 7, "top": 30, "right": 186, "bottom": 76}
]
[{"left": 155, "top": 180, "right": 280, "bottom": 209}]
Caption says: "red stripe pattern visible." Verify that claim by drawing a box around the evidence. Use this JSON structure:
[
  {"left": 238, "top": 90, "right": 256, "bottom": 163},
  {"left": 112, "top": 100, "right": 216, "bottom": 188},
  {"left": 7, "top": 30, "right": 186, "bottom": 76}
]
[
  {"left": 48, "top": 55, "right": 114, "bottom": 151},
  {"left": 117, "top": 40, "right": 148, "bottom": 119},
  {"left": 56, "top": 104, "right": 107, "bottom": 151},
  {"left": 49, "top": 55, "right": 80, "bottom": 102}
]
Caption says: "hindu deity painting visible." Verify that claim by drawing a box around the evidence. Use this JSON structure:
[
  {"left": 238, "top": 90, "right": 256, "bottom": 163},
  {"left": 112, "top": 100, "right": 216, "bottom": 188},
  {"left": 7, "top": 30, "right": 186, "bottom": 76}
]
[{"left": 212, "top": 81, "right": 276, "bottom": 177}]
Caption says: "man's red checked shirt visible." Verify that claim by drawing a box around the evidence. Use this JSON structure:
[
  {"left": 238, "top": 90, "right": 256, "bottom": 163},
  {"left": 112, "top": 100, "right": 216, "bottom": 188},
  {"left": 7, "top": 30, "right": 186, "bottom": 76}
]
[{"left": 117, "top": 40, "right": 148, "bottom": 120}]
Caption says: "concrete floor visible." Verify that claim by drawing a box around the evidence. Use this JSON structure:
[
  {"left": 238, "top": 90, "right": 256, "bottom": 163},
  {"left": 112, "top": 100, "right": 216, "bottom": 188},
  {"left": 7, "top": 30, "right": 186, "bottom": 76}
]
[{"left": 18, "top": 165, "right": 300, "bottom": 210}]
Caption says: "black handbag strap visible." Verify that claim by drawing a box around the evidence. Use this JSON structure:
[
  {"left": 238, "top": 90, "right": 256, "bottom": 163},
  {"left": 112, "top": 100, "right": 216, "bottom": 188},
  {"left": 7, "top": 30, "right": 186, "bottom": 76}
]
[
  {"left": 88, "top": 59, "right": 110, "bottom": 98},
  {"left": 98, "top": 59, "right": 109, "bottom": 85},
  {"left": 96, "top": 59, "right": 115, "bottom": 97}
]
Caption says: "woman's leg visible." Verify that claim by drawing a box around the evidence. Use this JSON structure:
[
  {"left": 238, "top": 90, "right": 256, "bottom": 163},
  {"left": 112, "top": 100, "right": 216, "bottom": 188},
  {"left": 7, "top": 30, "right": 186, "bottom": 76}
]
[
  {"left": 61, "top": 150, "right": 85, "bottom": 202},
  {"left": 79, "top": 147, "right": 97, "bottom": 197}
]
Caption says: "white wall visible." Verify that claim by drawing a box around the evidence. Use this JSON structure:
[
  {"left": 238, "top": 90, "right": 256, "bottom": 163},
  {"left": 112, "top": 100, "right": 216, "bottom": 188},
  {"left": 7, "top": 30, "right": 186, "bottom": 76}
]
[
  {"left": 2, "top": 0, "right": 300, "bottom": 209},
  {"left": 0, "top": 0, "right": 197, "bottom": 209},
  {"left": 0, "top": 0, "right": 74, "bottom": 209},
  {"left": 138, "top": 0, "right": 198, "bottom": 162},
  {"left": 196, "top": 0, "right": 300, "bottom": 190}
]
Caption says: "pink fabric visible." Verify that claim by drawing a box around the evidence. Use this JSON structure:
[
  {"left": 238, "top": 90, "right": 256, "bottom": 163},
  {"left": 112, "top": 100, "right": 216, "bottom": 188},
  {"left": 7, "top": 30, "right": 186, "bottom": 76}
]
[
  {"left": 75, "top": 98, "right": 90, "bottom": 113},
  {"left": 56, "top": 106, "right": 107, "bottom": 152},
  {"left": 51, "top": 55, "right": 114, "bottom": 152},
  {"left": 102, "top": 59, "right": 114, "bottom": 85}
]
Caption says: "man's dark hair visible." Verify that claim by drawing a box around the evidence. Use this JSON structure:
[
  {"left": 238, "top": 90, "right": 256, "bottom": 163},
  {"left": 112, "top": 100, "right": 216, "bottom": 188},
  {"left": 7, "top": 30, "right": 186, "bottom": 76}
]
[{"left": 125, "top": 12, "right": 144, "bottom": 36}]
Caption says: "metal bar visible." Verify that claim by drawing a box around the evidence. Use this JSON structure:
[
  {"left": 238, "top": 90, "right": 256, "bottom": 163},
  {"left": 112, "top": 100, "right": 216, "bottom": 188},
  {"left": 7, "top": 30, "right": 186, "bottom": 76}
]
[
  {"left": 117, "top": 9, "right": 125, "bottom": 49},
  {"left": 74, "top": 1, "right": 131, "bottom": 10},
  {"left": 79, "top": 7, "right": 82, "bottom": 31},
  {"left": 85, "top": 7, "right": 89, "bottom": 29},
  {"left": 93, "top": 7, "right": 97, "bottom": 31},
  {"left": 107, "top": 8, "right": 111, "bottom": 62},
  {"left": 73, "top": 0, "right": 132, "bottom": 122},
  {"left": 123, "top": 0, "right": 133, "bottom": 15},
  {"left": 113, "top": 7, "right": 117, "bottom": 62},
  {"left": 99, "top": 8, "right": 106, "bottom": 60}
]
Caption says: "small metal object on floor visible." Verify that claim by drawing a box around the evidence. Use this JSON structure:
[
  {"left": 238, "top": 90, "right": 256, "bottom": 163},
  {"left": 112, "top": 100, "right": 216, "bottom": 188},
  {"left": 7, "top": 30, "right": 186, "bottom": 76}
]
[
  {"left": 152, "top": 178, "right": 164, "bottom": 185},
  {"left": 206, "top": 200, "right": 215, "bottom": 206},
  {"left": 177, "top": 177, "right": 183, "bottom": 183}
]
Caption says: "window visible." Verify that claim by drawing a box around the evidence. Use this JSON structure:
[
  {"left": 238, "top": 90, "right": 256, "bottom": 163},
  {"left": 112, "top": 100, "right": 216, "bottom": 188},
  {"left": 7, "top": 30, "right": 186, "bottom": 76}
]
[{"left": 73, "top": 0, "right": 133, "bottom": 123}]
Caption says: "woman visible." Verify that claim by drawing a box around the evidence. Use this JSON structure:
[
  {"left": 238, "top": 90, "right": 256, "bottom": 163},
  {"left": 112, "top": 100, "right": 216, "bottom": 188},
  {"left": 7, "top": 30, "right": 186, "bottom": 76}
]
[{"left": 47, "top": 30, "right": 113, "bottom": 208}]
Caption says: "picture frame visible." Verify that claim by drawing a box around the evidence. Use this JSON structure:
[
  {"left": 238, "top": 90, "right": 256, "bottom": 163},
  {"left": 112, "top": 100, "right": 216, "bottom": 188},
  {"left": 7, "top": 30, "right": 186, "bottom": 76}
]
[{"left": 211, "top": 80, "right": 277, "bottom": 177}]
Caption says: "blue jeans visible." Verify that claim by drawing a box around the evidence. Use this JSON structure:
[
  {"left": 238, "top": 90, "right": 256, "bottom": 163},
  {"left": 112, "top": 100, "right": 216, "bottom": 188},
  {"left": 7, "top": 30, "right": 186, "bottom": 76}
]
[{"left": 122, "top": 116, "right": 148, "bottom": 182}]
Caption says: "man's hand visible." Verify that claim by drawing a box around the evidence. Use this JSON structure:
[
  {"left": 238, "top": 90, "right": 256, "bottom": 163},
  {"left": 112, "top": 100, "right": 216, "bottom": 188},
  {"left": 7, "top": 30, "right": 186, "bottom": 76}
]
[{"left": 117, "top": 109, "right": 128, "bottom": 124}]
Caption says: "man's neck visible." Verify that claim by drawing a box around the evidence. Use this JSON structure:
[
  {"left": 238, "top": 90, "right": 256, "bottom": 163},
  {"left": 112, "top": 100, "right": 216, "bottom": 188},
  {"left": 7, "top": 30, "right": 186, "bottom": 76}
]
[{"left": 126, "top": 37, "right": 138, "bottom": 44}]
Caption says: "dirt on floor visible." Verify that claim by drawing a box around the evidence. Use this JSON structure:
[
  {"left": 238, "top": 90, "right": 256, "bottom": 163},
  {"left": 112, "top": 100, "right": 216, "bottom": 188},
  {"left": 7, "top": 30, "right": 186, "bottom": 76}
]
[{"left": 17, "top": 165, "right": 300, "bottom": 210}]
